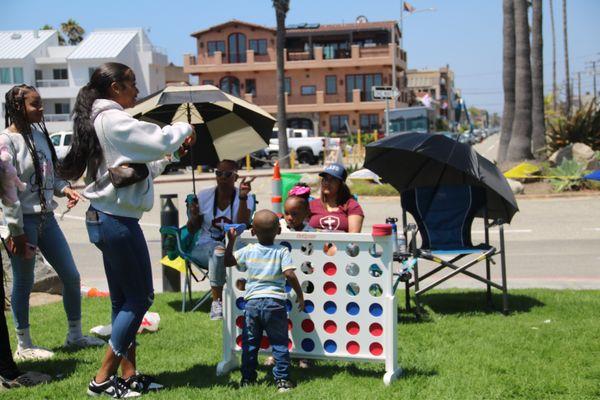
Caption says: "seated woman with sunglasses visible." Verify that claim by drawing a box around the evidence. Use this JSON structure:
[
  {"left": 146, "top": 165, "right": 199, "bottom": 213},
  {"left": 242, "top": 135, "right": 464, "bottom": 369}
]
[{"left": 186, "top": 159, "right": 255, "bottom": 320}]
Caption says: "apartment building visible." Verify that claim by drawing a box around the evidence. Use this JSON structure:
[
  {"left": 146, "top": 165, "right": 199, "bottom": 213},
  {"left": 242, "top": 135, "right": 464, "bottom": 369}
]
[
  {"left": 406, "top": 65, "right": 455, "bottom": 121},
  {"left": 184, "top": 19, "right": 408, "bottom": 135},
  {"left": 0, "top": 28, "right": 168, "bottom": 132}
]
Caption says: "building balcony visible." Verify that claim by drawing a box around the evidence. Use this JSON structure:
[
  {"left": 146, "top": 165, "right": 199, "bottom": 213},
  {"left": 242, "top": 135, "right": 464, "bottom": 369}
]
[
  {"left": 44, "top": 113, "right": 71, "bottom": 122},
  {"left": 183, "top": 43, "right": 406, "bottom": 74},
  {"left": 36, "top": 79, "right": 69, "bottom": 87}
]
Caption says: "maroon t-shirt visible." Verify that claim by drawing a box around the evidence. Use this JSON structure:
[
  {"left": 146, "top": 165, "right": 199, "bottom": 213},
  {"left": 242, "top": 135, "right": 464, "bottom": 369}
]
[{"left": 308, "top": 198, "right": 364, "bottom": 232}]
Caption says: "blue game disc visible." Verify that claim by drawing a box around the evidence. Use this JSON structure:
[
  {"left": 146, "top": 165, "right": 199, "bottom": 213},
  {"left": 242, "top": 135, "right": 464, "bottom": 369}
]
[
  {"left": 324, "top": 340, "right": 337, "bottom": 353},
  {"left": 369, "top": 303, "right": 383, "bottom": 317},
  {"left": 304, "top": 300, "right": 314, "bottom": 313},
  {"left": 236, "top": 297, "right": 246, "bottom": 310},
  {"left": 324, "top": 301, "right": 337, "bottom": 314},
  {"left": 346, "top": 302, "right": 360, "bottom": 316},
  {"left": 301, "top": 338, "right": 315, "bottom": 352}
]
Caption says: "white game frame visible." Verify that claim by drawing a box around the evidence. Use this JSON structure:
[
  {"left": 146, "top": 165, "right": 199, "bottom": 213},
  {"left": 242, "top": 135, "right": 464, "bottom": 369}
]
[{"left": 217, "top": 230, "right": 402, "bottom": 385}]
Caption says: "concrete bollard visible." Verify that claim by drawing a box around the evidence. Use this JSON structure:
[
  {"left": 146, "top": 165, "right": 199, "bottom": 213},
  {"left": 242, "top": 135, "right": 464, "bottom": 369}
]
[
  {"left": 271, "top": 161, "right": 282, "bottom": 216},
  {"left": 160, "top": 194, "right": 181, "bottom": 292}
]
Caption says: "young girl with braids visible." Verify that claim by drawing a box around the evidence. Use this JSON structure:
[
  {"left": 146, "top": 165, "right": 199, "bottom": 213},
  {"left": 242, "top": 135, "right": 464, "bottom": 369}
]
[{"left": 0, "top": 85, "right": 105, "bottom": 361}]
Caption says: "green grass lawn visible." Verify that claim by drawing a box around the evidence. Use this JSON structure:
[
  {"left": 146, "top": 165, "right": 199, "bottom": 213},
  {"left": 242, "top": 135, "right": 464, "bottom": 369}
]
[{"left": 3, "top": 289, "right": 599, "bottom": 399}]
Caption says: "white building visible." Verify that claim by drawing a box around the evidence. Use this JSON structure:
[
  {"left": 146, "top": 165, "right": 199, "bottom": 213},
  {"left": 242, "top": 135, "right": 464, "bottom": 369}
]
[{"left": 1, "top": 28, "right": 168, "bottom": 132}]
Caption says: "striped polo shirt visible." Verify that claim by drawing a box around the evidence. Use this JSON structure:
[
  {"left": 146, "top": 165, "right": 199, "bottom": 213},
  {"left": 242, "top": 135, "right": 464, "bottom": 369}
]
[{"left": 234, "top": 243, "right": 295, "bottom": 300}]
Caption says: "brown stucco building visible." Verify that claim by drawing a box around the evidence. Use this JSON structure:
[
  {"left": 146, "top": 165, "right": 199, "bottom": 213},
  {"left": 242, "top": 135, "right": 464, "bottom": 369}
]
[{"left": 183, "top": 19, "right": 408, "bottom": 135}]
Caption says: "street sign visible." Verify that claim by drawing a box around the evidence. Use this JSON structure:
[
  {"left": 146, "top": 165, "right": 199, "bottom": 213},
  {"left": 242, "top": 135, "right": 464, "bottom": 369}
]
[{"left": 372, "top": 86, "right": 400, "bottom": 100}]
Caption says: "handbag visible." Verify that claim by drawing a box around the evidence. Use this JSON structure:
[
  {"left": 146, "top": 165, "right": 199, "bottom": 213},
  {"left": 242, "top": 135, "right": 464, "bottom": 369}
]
[{"left": 107, "top": 163, "right": 149, "bottom": 188}]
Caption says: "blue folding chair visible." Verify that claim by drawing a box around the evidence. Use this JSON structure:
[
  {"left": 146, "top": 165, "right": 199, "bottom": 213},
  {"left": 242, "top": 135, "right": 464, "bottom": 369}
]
[{"left": 397, "top": 185, "right": 509, "bottom": 315}]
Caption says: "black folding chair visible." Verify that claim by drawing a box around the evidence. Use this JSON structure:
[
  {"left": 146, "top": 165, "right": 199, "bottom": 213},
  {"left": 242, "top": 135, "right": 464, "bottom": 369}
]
[{"left": 395, "top": 185, "right": 509, "bottom": 315}]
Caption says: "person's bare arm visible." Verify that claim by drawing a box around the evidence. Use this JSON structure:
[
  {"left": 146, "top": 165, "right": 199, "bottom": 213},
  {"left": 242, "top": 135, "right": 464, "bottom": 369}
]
[
  {"left": 224, "top": 227, "right": 238, "bottom": 267},
  {"left": 348, "top": 214, "right": 364, "bottom": 233},
  {"left": 284, "top": 270, "right": 304, "bottom": 311},
  {"left": 235, "top": 177, "right": 255, "bottom": 225}
]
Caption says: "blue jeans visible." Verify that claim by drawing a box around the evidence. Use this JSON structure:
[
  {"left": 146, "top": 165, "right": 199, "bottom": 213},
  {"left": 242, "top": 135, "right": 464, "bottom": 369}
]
[
  {"left": 242, "top": 297, "right": 290, "bottom": 381},
  {"left": 190, "top": 240, "right": 226, "bottom": 287},
  {"left": 10, "top": 213, "right": 81, "bottom": 330},
  {"left": 86, "top": 207, "right": 153, "bottom": 357}
]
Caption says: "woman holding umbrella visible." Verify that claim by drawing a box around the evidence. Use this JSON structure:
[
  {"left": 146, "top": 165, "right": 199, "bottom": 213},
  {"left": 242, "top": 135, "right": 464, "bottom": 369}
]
[{"left": 59, "top": 62, "right": 195, "bottom": 397}]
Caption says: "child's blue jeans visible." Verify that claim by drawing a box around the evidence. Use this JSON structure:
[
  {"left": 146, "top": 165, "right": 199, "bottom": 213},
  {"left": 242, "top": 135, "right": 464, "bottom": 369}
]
[
  {"left": 10, "top": 213, "right": 81, "bottom": 330},
  {"left": 242, "top": 297, "right": 290, "bottom": 381},
  {"left": 86, "top": 207, "right": 153, "bottom": 358}
]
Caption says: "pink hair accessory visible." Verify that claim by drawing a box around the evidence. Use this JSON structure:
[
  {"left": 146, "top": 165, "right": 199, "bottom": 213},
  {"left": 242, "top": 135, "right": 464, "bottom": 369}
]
[{"left": 288, "top": 185, "right": 311, "bottom": 197}]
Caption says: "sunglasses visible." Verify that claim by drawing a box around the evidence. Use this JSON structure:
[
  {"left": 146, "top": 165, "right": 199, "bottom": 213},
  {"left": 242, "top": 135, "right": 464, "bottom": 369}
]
[{"left": 215, "top": 170, "right": 236, "bottom": 178}]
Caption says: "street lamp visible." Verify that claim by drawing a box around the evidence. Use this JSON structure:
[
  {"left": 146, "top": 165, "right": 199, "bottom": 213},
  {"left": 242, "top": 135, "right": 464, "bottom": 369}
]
[{"left": 392, "top": 4, "right": 437, "bottom": 107}]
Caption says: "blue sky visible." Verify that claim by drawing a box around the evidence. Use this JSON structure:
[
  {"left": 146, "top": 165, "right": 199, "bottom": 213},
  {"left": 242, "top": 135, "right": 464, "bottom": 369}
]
[{"left": 2, "top": 0, "right": 599, "bottom": 113}]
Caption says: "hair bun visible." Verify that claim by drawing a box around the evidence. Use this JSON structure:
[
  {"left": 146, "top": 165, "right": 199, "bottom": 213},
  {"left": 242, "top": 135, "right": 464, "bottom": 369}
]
[{"left": 288, "top": 185, "right": 311, "bottom": 199}]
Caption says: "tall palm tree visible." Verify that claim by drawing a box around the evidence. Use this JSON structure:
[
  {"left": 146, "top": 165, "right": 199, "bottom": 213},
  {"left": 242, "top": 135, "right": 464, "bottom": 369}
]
[
  {"left": 273, "top": 0, "right": 291, "bottom": 168},
  {"left": 60, "top": 19, "right": 85, "bottom": 46},
  {"left": 562, "top": 0, "right": 571, "bottom": 115},
  {"left": 507, "top": 0, "right": 533, "bottom": 161},
  {"left": 498, "top": 0, "right": 516, "bottom": 164},
  {"left": 549, "top": 0, "right": 557, "bottom": 111},
  {"left": 40, "top": 24, "right": 65, "bottom": 45},
  {"left": 531, "top": 0, "right": 546, "bottom": 157}
]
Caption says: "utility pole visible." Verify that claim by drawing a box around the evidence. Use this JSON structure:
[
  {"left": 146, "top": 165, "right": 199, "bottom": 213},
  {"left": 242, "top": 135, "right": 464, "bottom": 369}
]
[
  {"left": 577, "top": 71, "right": 582, "bottom": 107},
  {"left": 585, "top": 60, "right": 598, "bottom": 99}
]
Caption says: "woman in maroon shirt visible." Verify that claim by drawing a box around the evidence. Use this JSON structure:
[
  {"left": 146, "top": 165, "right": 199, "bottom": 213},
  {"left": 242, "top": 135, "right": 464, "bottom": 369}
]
[{"left": 309, "top": 163, "right": 364, "bottom": 233}]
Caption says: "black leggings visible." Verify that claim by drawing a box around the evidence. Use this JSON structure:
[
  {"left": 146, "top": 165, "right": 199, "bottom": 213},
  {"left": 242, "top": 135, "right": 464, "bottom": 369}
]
[{"left": 0, "top": 250, "right": 20, "bottom": 380}]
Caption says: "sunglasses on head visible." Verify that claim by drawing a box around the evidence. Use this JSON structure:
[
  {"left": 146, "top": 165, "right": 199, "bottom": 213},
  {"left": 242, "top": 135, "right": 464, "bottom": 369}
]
[{"left": 215, "top": 170, "right": 236, "bottom": 178}]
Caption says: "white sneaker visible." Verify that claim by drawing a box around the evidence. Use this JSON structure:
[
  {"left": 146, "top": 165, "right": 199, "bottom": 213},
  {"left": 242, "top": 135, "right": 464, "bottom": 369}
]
[
  {"left": 210, "top": 300, "right": 223, "bottom": 320},
  {"left": 64, "top": 335, "right": 106, "bottom": 349},
  {"left": 14, "top": 346, "right": 54, "bottom": 361}
]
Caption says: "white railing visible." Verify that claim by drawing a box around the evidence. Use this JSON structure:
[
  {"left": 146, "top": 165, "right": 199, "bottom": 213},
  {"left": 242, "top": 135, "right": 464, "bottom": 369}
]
[
  {"left": 44, "top": 114, "right": 70, "bottom": 122},
  {"left": 36, "top": 79, "right": 69, "bottom": 87},
  {"left": 136, "top": 44, "right": 166, "bottom": 55}
]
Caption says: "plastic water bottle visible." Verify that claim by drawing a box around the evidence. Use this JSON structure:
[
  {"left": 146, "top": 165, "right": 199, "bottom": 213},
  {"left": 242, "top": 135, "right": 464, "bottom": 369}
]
[{"left": 397, "top": 231, "right": 407, "bottom": 254}]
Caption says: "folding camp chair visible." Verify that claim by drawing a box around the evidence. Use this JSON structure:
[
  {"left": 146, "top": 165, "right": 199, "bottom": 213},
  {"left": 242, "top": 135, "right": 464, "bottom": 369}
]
[
  {"left": 160, "top": 193, "right": 257, "bottom": 312},
  {"left": 394, "top": 185, "right": 509, "bottom": 315}
]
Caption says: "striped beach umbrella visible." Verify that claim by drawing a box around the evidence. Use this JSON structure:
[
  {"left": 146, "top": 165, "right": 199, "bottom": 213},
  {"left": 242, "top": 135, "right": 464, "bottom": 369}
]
[{"left": 127, "top": 85, "right": 275, "bottom": 189}]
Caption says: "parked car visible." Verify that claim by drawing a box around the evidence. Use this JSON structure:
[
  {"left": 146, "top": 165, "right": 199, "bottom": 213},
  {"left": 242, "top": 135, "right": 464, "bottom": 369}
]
[
  {"left": 49, "top": 131, "right": 72, "bottom": 160},
  {"left": 268, "top": 128, "right": 328, "bottom": 165}
]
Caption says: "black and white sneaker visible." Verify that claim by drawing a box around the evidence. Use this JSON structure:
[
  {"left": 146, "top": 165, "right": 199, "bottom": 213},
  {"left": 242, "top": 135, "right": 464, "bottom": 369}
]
[
  {"left": 275, "top": 379, "right": 295, "bottom": 392},
  {"left": 125, "top": 372, "right": 163, "bottom": 393},
  {"left": 87, "top": 376, "right": 141, "bottom": 398}
]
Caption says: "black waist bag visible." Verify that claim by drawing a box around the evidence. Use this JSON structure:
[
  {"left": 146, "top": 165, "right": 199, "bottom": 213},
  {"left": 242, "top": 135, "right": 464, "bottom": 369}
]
[{"left": 107, "top": 163, "right": 149, "bottom": 188}]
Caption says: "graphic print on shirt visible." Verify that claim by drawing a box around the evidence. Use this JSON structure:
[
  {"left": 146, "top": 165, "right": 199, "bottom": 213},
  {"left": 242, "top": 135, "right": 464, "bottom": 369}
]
[
  {"left": 210, "top": 215, "right": 233, "bottom": 240},
  {"left": 319, "top": 215, "right": 340, "bottom": 231},
  {"left": 28, "top": 149, "right": 53, "bottom": 193}
]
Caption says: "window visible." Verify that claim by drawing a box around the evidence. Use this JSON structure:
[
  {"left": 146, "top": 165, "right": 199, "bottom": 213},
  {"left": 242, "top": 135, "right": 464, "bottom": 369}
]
[
  {"left": 228, "top": 33, "right": 247, "bottom": 63},
  {"left": 35, "top": 69, "right": 43, "bottom": 81},
  {"left": 360, "top": 114, "right": 380, "bottom": 132},
  {"left": 245, "top": 79, "right": 256, "bottom": 96},
  {"left": 301, "top": 85, "right": 316, "bottom": 95},
  {"left": 202, "top": 79, "right": 214, "bottom": 85},
  {"left": 0, "top": 68, "right": 11, "bottom": 84},
  {"left": 249, "top": 39, "right": 267, "bottom": 55},
  {"left": 219, "top": 75, "right": 240, "bottom": 97},
  {"left": 330, "top": 115, "right": 349, "bottom": 133},
  {"left": 54, "top": 103, "right": 70, "bottom": 115},
  {"left": 63, "top": 133, "right": 72, "bottom": 146},
  {"left": 345, "top": 73, "right": 383, "bottom": 102},
  {"left": 207, "top": 40, "right": 225, "bottom": 56},
  {"left": 284, "top": 77, "right": 291, "bottom": 94},
  {"left": 51, "top": 134, "right": 61, "bottom": 146},
  {"left": 12, "top": 68, "right": 24, "bottom": 84},
  {"left": 53, "top": 68, "right": 68, "bottom": 80},
  {"left": 325, "top": 75, "right": 337, "bottom": 94}
]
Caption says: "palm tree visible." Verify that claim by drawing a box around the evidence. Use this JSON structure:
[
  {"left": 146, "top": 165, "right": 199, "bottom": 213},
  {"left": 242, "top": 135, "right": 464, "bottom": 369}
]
[
  {"left": 549, "top": 0, "right": 557, "bottom": 111},
  {"left": 562, "top": 0, "right": 571, "bottom": 115},
  {"left": 40, "top": 24, "right": 65, "bottom": 45},
  {"left": 60, "top": 19, "right": 85, "bottom": 46},
  {"left": 498, "top": 0, "right": 516, "bottom": 164},
  {"left": 507, "top": 0, "right": 533, "bottom": 161},
  {"left": 273, "top": 0, "right": 291, "bottom": 168},
  {"left": 531, "top": 0, "right": 546, "bottom": 157}
]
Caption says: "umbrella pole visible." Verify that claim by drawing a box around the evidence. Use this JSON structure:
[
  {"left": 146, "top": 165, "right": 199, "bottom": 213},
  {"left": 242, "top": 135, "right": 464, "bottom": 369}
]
[{"left": 187, "top": 103, "right": 196, "bottom": 194}]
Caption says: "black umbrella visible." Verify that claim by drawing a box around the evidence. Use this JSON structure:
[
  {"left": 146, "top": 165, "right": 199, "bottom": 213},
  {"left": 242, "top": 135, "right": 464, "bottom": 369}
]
[
  {"left": 127, "top": 85, "right": 275, "bottom": 191},
  {"left": 364, "top": 132, "right": 518, "bottom": 223}
]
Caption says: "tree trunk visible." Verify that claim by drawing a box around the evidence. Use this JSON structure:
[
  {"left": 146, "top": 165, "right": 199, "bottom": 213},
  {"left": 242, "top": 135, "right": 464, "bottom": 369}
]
[
  {"left": 549, "top": 0, "right": 557, "bottom": 111},
  {"left": 274, "top": 0, "right": 290, "bottom": 168},
  {"left": 498, "top": 0, "right": 516, "bottom": 164},
  {"left": 531, "top": 0, "right": 546, "bottom": 157},
  {"left": 507, "top": 0, "right": 533, "bottom": 161},
  {"left": 562, "top": 0, "right": 571, "bottom": 116}
]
